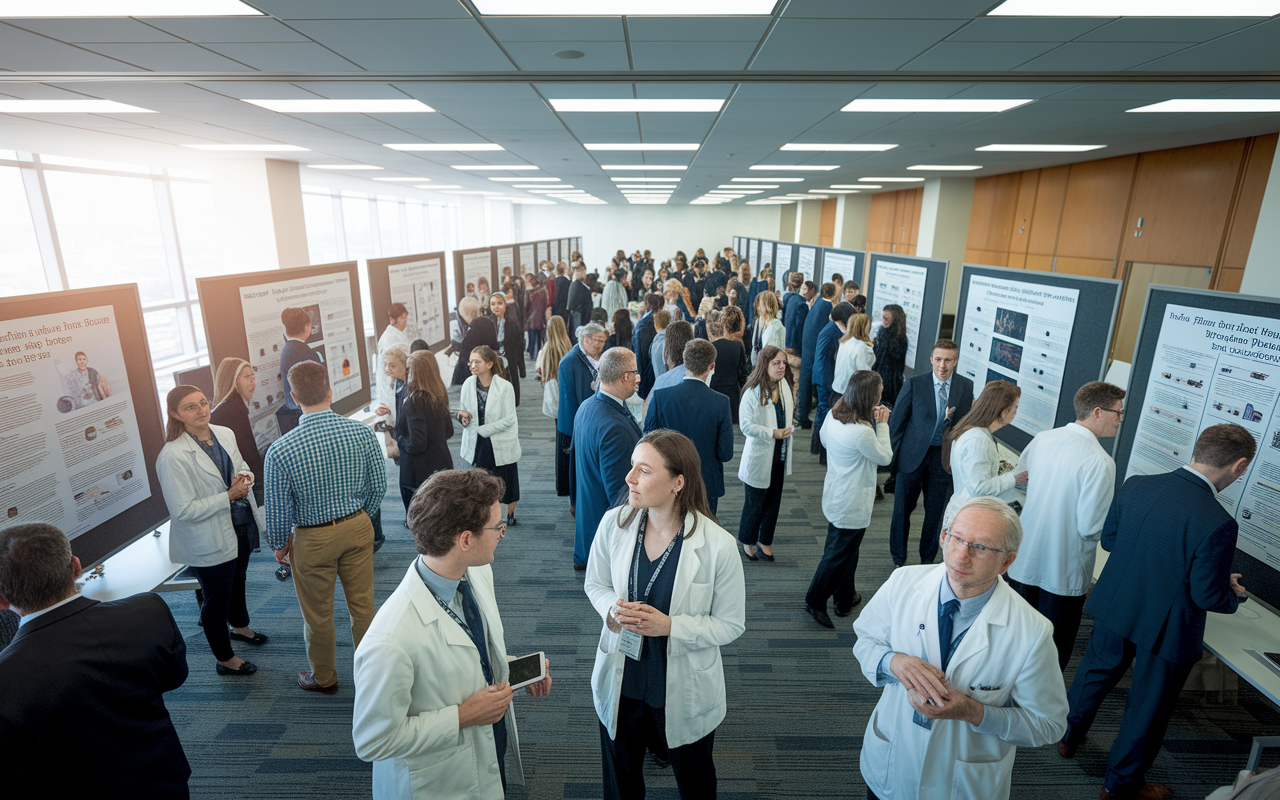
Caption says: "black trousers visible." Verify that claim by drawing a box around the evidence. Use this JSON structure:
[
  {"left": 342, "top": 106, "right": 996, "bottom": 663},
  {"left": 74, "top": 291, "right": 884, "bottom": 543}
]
[
  {"left": 806, "top": 524, "right": 867, "bottom": 613},
  {"left": 796, "top": 359, "right": 815, "bottom": 421},
  {"left": 1006, "top": 577, "right": 1087, "bottom": 669},
  {"left": 1064, "top": 624, "right": 1195, "bottom": 795},
  {"left": 888, "top": 445, "right": 950, "bottom": 565},
  {"left": 191, "top": 521, "right": 253, "bottom": 662},
  {"left": 600, "top": 696, "right": 716, "bottom": 800},
  {"left": 556, "top": 430, "right": 575, "bottom": 498},
  {"left": 738, "top": 450, "right": 785, "bottom": 547},
  {"left": 707, "top": 495, "right": 719, "bottom": 516}
]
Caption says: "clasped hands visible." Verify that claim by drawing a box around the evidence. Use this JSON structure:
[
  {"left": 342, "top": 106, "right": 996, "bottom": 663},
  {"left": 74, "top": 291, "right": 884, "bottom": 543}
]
[
  {"left": 610, "top": 599, "right": 672, "bottom": 637},
  {"left": 891, "top": 654, "right": 984, "bottom": 725},
  {"left": 457, "top": 409, "right": 474, "bottom": 427}
]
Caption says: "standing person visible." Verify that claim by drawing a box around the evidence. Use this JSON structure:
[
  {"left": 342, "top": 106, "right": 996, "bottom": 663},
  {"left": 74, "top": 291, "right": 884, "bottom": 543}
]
[
  {"left": 524, "top": 273, "right": 549, "bottom": 360},
  {"left": 737, "top": 345, "right": 794, "bottom": 562},
  {"left": 782, "top": 275, "right": 809, "bottom": 373},
  {"left": 812, "top": 302, "right": 856, "bottom": 461},
  {"left": 553, "top": 262, "right": 572, "bottom": 335},
  {"left": 709, "top": 310, "right": 750, "bottom": 424},
  {"left": 604, "top": 268, "right": 629, "bottom": 319},
  {"left": 1005, "top": 381, "right": 1124, "bottom": 669},
  {"left": 1059, "top": 425, "right": 1254, "bottom": 800},
  {"left": 684, "top": 258, "right": 707, "bottom": 311},
  {"left": 796, "top": 283, "right": 836, "bottom": 429},
  {"left": 842, "top": 281, "right": 861, "bottom": 306},
  {"left": 874, "top": 304, "right": 909, "bottom": 407},
  {"left": 264, "top": 361, "right": 385, "bottom": 694},
  {"left": 852, "top": 498, "right": 1069, "bottom": 800},
  {"left": 376, "top": 303, "right": 412, "bottom": 417},
  {"left": 644, "top": 339, "right": 734, "bottom": 515},
  {"left": 572, "top": 347, "right": 643, "bottom": 570},
  {"left": 887, "top": 339, "right": 974, "bottom": 568},
  {"left": 394, "top": 350, "right": 454, "bottom": 512},
  {"left": 276, "top": 306, "right": 322, "bottom": 435},
  {"left": 747, "top": 266, "right": 771, "bottom": 326},
  {"left": 374, "top": 345, "right": 409, "bottom": 459},
  {"left": 210, "top": 357, "right": 265, "bottom": 509},
  {"left": 352, "top": 469, "right": 553, "bottom": 800},
  {"left": 538, "top": 315, "right": 572, "bottom": 423},
  {"left": 567, "top": 263, "right": 594, "bottom": 339},
  {"left": 633, "top": 294, "right": 664, "bottom": 399},
  {"left": 585, "top": 431, "right": 746, "bottom": 800},
  {"left": 451, "top": 297, "right": 499, "bottom": 387},
  {"left": 663, "top": 278, "right": 693, "bottom": 322},
  {"left": 649, "top": 320, "right": 695, "bottom": 395},
  {"left": 156, "top": 385, "right": 267, "bottom": 676},
  {"left": 487, "top": 292, "right": 525, "bottom": 407},
  {"left": 941, "top": 381, "right": 1026, "bottom": 530},
  {"left": 804, "top": 371, "right": 892, "bottom": 628},
  {"left": 556, "top": 322, "right": 608, "bottom": 510},
  {"left": 749, "top": 290, "right": 786, "bottom": 366},
  {"left": 0, "top": 523, "right": 192, "bottom": 798},
  {"left": 832, "top": 313, "right": 876, "bottom": 398},
  {"left": 737, "top": 263, "right": 754, "bottom": 324},
  {"left": 693, "top": 297, "right": 715, "bottom": 341},
  {"left": 606, "top": 308, "right": 633, "bottom": 352},
  {"left": 458, "top": 346, "right": 522, "bottom": 527},
  {"left": 649, "top": 310, "right": 671, "bottom": 381}
]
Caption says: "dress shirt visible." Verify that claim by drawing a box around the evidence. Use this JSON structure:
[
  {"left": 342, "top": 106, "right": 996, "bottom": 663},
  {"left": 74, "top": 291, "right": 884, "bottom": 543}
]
[
  {"left": 15, "top": 593, "right": 79, "bottom": 627},
  {"left": 600, "top": 389, "right": 629, "bottom": 409},
  {"left": 263, "top": 409, "right": 386, "bottom": 550},
  {"left": 1181, "top": 464, "right": 1218, "bottom": 493},
  {"left": 414, "top": 557, "right": 464, "bottom": 617}
]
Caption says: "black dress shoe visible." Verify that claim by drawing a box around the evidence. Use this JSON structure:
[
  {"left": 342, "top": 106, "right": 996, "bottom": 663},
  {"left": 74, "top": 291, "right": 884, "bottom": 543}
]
[
  {"left": 507, "top": 514, "right": 518, "bottom": 526},
  {"left": 805, "top": 605, "right": 835, "bottom": 629},
  {"left": 796, "top": 419, "right": 813, "bottom": 429},
  {"left": 216, "top": 660, "right": 257, "bottom": 676},
  {"left": 373, "top": 537, "right": 386, "bottom": 553},
  {"left": 228, "top": 630, "right": 268, "bottom": 645},
  {"left": 832, "top": 594, "right": 862, "bottom": 617},
  {"left": 741, "top": 546, "right": 759, "bottom": 561},
  {"left": 757, "top": 549, "right": 775, "bottom": 562},
  {"left": 573, "top": 562, "right": 587, "bottom": 571}
]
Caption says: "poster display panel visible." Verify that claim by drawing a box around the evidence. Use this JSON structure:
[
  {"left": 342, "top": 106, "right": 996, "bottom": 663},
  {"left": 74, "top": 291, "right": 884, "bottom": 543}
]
[
  {"left": 797, "top": 247, "right": 818, "bottom": 284},
  {"left": 552, "top": 240, "right": 561, "bottom": 263},
  {"left": 537, "top": 241, "right": 549, "bottom": 265},
  {"left": 747, "top": 240, "right": 758, "bottom": 270},
  {"left": 495, "top": 247, "right": 515, "bottom": 286},
  {"left": 461, "top": 250, "right": 495, "bottom": 299},
  {"left": 958, "top": 274, "right": 1080, "bottom": 436},
  {"left": 387, "top": 256, "right": 447, "bottom": 349},
  {"left": 519, "top": 244, "right": 535, "bottom": 274},
  {"left": 561, "top": 239, "right": 570, "bottom": 258},
  {"left": 871, "top": 261, "right": 929, "bottom": 368},
  {"left": 758, "top": 242, "right": 775, "bottom": 286},
  {"left": 823, "top": 250, "right": 857, "bottom": 287},
  {"left": 775, "top": 243, "right": 793, "bottom": 279}
]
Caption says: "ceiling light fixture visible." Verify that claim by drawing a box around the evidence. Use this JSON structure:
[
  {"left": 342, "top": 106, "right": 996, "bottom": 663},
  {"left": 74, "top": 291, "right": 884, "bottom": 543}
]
[
  {"left": 988, "top": 0, "right": 1280, "bottom": 16},
  {"left": 841, "top": 99, "right": 1033, "bottom": 113},
  {"left": 443, "top": 190, "right": 506, "bottom": 195},
  {"left": 749, "top": 165, "right": 838, "bottom": 171},
  {"left": 384, "top": 143, "right": 504, "bottom": 151},
  {"left": 1127, "top": 99, "right": 1280, "bottom": 113},
  {"left": 602, "top": 165, "right": 688, "bottom": 170},
  {"left": 611, "top": 176, "right": 680, "bottom": 182},
  {"left": 976, "top": 144, "right": 1106, "bottom": 152},
  {"left": 907, "top": 165, "right": 983, "bottom": 171},
  {"left": 720, "top": 184, "right": 776, "bottom": 189},
  {"left": 711, "top": 189, "right": 764, "bottom": 194},
  {"left": 309, "top": 164, "right": 382, "bottom": 170},
  {"left": 374, "top": 177, "right": 429, "bottom": 182},
  {"left": 732, "top": 177, "right": 804, "bottom": 183},
  {"left": 513, "top": 184, "right": 572, "bottom": 189},
  {"left": 585, "top": 143, "right": 700, "bottom": 151},
  {"left": 0, "top": 0, "right": 263, "bottom": 15},
  {"left": 475, "top": 0, "right": 776, "bottom": 14},
  {"left": 184, "top": 143, "right": 308, "bottom": 151},
  {"left": 780, "top": 143, "right": 898, "bottom": 151},
  {"left": 830, "top": 184, "right": 882, "bottom": 189},
  {"left": 491, "top": 177, "right": 561, "bottom": 182},
  {"left": 821, "top": 190, "right": 861, "bottom": 194},
  {"left": 415, "top": 184, "right": 462, "bottom": 189},
  {"left": 860, "top": 177, "right": 925, "bottom": 182},
  {"left": 509, "top": 198, "right": 557, "bottom": 204},
  {"left": 244, "top": 99, "right": 435, "bottom": 113},
  {"left": 0, "top": 100, "right": 156, "bottom": 113},
  {"left": 551, "top": 99, "right": 723, "bottom": 113},
  {"left": 452, "top": 164, "right": 539, "bottom": 171}
]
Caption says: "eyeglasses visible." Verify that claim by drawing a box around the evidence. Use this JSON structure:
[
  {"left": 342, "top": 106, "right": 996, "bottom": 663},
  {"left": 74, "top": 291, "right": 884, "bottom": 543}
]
[
  {"left": 942, "top": 531, "right": 1007, "bottom": 559},
  {"left": 1101, "top": 407, "right": 1124, "bottom": 418},
  {"left": 482, "top": 523, "right": 507, "bottom": 536},
  {"left": 623, "top": 369, "right": 641, "bottom": 377}
]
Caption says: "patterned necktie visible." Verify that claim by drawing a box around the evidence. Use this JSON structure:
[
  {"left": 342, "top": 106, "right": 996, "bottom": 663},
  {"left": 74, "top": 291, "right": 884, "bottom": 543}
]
[
  {"left": 939, "top": 598, "right": 961, "bottom": 671},
  {"left": 457, "top": 580, "right": 493, "bottom": 685},
  {"left": 934, "top": 380, "right": 949, "bottom": 442}
]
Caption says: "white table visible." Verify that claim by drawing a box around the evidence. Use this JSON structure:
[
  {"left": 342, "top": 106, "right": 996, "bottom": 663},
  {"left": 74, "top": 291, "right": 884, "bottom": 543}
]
[{"left": 79, "top": 523, "right": 196, "bottom": 603}]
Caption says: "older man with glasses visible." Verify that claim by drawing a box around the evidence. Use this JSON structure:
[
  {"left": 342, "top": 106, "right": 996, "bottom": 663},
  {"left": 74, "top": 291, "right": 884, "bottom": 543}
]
[
  {"left": 853, "top": 496, "right": 1068, "bottom": 800},
  {"left": 1005, "top": 381, "right": 1125, "bottom": 670},
  {"left": 557, "top": 322, "right": 610, "bottom": 512}
]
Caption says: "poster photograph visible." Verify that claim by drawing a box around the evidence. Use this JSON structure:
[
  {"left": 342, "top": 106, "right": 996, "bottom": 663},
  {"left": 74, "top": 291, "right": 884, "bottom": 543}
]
[{"left": 388, "top": 256, "right": 446, "bottom": 346}]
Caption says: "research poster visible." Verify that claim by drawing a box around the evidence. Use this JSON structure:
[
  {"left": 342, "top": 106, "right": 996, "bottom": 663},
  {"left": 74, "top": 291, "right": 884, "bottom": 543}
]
[
  {"left": 0, "top": 305, "right": 150, "bottom": 539},
  {"left": 759, "top": 242, "right": 774, "bottom": 285},
  {"left": 1127, "top": 304, "right": 1280, "bottom": 568},
  {"left": 957, "top": 275, "right": 1080, "bottom": 435},
  {"left": 239, "top": 271, "right": 362, "bottom": 453},
  {"left": 496, "top": 247, "right": 514, "bottom": 280},
  {"left": 552, "top": 240, "right": 561, "bottom": 263},
  {"left": 537, "top": 241, "right": 549, "bottom": 265},
  {"left": 519, "top": 244, "right": 534, "bottom": 274},
  {"left": 461, "top": 251, "right": 494, "bottom": 300},
  {"left": 388, "top": 256, "right": 446, "bottom": 346},
  {"left": 824, "top": 251, "right": 857, "bottom": 288},
  {"left": 872, "top": 261, "right": 929, "bottom": 367},
  {"left": 775, "top": 244, "right": 793, "bottom": 280},
  {"left": 797, "top": 247, "right": 817, "bottom": 284},
  {"left": 748, "top": 240, "right": 757, "bottom": 270},
  {"left": 561, "top": 239, "right": 570, "bottom": 258}
]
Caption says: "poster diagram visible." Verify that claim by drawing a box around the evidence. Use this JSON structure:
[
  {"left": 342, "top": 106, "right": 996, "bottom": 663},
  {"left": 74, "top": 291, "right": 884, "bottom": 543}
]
[
  {"left": 747, "top": 240, "right": 757, "bottom": 269},
  {"left": 823, "top": 251, "right": 857, "bottom": 289},
  {"left": 958, "top": 275, "right": 1080, "bottom": 435},
  {"left": 775, "top": 244, "right": 793, "bottom": 280},
  {"left": 496, "top": 247, "right": 514, "bottom": 282},
  {"left": 239, "top": 271, "right": 362, "bottom": 453},
  {"left": 872, "top": 261, "right": 929, "bottom": 367},
  {"left": 1127, "top": 303, "right": 1280, "bottom": 568},
  {"left": 797, "top": 247, "right": 817, "bottom": 284},
  {"left": 0, "top": 305, "right": 150, "bottom": 539},
  {"left": 462, "top": 251, "right": 493, "bottom": 300},
  {"left": 519, "top": 244, "right": 534, "bottom": 275},
  {"left": 759, "top": 242, "right": 774, "bottom": 286},
  {"left": 388, "top": 257, "right": 446, "bottom": 346}
]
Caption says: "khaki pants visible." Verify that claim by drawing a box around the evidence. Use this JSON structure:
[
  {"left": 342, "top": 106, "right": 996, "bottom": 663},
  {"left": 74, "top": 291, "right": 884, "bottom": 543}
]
[{"left": 291, "top": 510, "right": 376, "bottom": 685}]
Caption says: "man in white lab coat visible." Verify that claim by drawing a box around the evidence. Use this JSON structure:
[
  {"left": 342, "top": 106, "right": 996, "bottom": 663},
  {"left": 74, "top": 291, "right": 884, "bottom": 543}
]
[
  {"left": 853, "top": 496, "right": 1068, "bottom": 800},
  {"left": 1005, "top": 381, "right": 1124, "bottom": 669}
]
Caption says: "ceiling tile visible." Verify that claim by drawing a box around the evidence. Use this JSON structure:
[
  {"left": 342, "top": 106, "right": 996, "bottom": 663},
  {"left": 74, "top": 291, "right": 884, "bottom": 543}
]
[
  {"left": 141, "top": 18, "right": 313, "bottom": 43},
  {"left": 250, "top": 0, "right": 471, "bottom": 19},
  {"left": 187, "top": 81, "right": 318, "bottom": 99},
  {"left": 288, "top": 20, "right": 516, "bottom": 70},
  {"left": 733, "top": 83, "right": 873, "bottom": 101},
  {"left": 484, "top": 17, "right": 624, "bottom": 42},
  {"left": 82, "top": 43, "right": 255, "bottom": 70},
  {"left": 503, "top": 41, "right": 631, "bottom": 71},
  {"left": 783, "top": 0, "right": 990, "bottom": 18},
  {"left": 0, "top": 25, "right": 145, "bottom": 71},
  {"left": 1014, "top": 42, "right": 1192, "bottom": 72},
  {"left": 901, "top": 41, "right": 1059, "bottom": 71},
  {"left": 204, "top": 42, "right": 363, "bottom": 70},
  {"left": 634, "top": 83, "right": 734, "bottom": 99},
  {"left": 6, "top": 19, "right": 182, "bottom": 43},
  {"left": 1135, "top": 19, "right": 1280, "bottom": 70},
  {"left": 1077, "top": 18, "right": 1259, "bottom": 43},
  {"left": 632, "top": 42, "right": 752, "bottom": 71},
  {"left": 751, "top": 19, "right": 967, "bottom": 71},
  {"left": 944, "top": 17, "right": 1106, "bottom": 42},
  {"left": 627, "top": 16, "right": 770, "bottom": 41}
]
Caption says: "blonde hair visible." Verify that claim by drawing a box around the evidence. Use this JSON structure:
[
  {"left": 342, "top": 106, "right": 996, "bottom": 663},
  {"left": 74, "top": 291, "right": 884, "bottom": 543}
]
[
  {"left": 664, "top": 278, "right": 691, "bottom": 314},
  {"left": 754, "top": 290, "right": 779, "bottom": 322},
  {"left": 538, "top": 315, "right": 572, "bottom": 387},
  {"left": 212, "top": 357, "right": 252, "bottom": 407},
  {"left": 840, "top": 313, "right": 873, "bottom": 345}
]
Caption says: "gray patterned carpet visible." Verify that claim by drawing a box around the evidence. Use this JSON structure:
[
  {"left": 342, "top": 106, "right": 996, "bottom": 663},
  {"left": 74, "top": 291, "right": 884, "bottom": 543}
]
[{"left": 161, "top": 380, "right": 1280, "bottom": 799}]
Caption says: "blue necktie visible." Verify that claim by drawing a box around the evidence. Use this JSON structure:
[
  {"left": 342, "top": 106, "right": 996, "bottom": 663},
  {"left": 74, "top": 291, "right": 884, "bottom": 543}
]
[
  {"left": 939, "top": 598, "right": 961, "bottom": 671},
  {"left": 458, "top": 580, "right": 507, "bottom": 783},
  {"left": 932, "top": 380, "right": 949, "bottom": 446}
]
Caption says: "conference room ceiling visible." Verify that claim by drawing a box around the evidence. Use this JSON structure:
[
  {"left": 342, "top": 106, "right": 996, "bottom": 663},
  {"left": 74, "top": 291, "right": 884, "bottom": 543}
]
[{"left": 1, "top": 0, "right": 1279, "bottom": 205}]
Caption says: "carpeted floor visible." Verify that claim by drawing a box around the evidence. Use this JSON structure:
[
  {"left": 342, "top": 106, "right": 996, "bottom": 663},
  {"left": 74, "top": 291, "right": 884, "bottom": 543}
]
[{"left": 161, "top": 377, "right": 1280, "bottom": 799}]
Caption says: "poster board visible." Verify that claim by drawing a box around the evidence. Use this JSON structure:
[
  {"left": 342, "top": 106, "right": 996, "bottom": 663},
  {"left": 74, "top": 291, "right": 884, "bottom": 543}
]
[
  {"left": 821, "top": 248, "right": 865, "bottom": 290},
  {"left": 758, "top": 241, "right": 775, "bottom": 286},
  {"left": 452, "top": 247, "right": 498, "bottom": 303},
  {"left": 518, "top": 243, "right": 535, "bottom": 275},
  {"left": 797, "top": 246, "right": 819, "bottom": 285},
  {"left": 865, "top": 252, "right": 949, "bottom": 378},
  {"left": 1115, "top": 285, "right": 1280, "bottom": 611},
  {"left": 196, "top": 261, "right": 371, "bottom": 452},
  {"left": 954, "top": 264, "right": 1121, "bottom": 452},
  {"left": 536, "top": 241, "right": 549, "bottom": 266},
  {"left": 0, "top": 284, "right": 168, "bottom": 568},
  {"left": 367, "top": 251, "right": 450, "bottom": 353}
]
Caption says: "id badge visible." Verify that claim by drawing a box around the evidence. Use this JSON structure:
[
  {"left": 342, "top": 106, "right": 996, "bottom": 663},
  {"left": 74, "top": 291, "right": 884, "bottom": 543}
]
[{"left": 619, "top": 628, "right": 643, "bottom": 660}]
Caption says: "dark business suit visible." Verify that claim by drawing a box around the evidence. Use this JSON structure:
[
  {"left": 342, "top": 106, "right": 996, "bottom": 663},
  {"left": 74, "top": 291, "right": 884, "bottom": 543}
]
[
  {"left": 573, "top": 392, "right": 642, "bottom": 566},
  {"left": 450, "top": 315, "right": 498, "bottom": 387},
  {"left": 886, "top": 371, "right": 974, "bottom": 565},
  {"left": 554, "top": 275, "right": 572, "bottom": 338},
  {"left": 796, "top": 297, "right": 831, "bottom": 425},
  {"left": 1064, "top": 468, "right": 1241, "bottom": 795},
  {"left": 633, "top": 311, "right": 658, "bottom": 399},
  {"left": 644, "top": 377, "right": 734, "bottom": 515},
  {"left": 276, "top": 337, "right": 321, "bottom": 435},
  {"left": 394, "top": 382, "right": 454, "bottom": 509},
  {"left": 0, "top": 594, "right": 191, "bottom": 798},
  {"left": 704, "top": 268, "right": 729, "bottom": 304},
  {"left": 566, "top": 279, "right": 593, "bottom": 338},
  {"left": 710, "top": 338, "right": 750, "bottom": 425},
  {"left": 490, "top": 306, "right": 526, "bottom": 406},
  {"left": 810, "top": 320, "right": 843, "bottom": 456},
  {"left": 210, "top": 394, "right": 264, "bottom": 483},
  {"left": 556, "top": 344, "right": 597, "bottom": 498},
  {"left": 783, "top": 293, "right": 808, "bottom": 353}
]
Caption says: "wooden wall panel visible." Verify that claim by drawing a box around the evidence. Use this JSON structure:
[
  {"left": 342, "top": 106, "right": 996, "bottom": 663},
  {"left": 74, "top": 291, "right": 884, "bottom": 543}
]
[
  {"left": 1027, "top": 165, "right": 1069, "bottom": 256},
  {"left": 1218, "top": 267, "right": 1246, "bottom": 293},
  {"left": 967, "top": 174, "right": 1019, "bottom": 254},
  {"left": 904, "top": 188, "right": 922, "bottom": 248},
  {"left": 1009, "top": 171, "right": 1039, "bottom": 259},
  {"left": 1056, "top": 154, "right": 1137, "bottom": 262},
  {"left": 1221, "top": 133, "right": 1278, "bottom": 272},
  {"left": 1024, "top": 254, "right": 1054, "bottom": 272},
  {"left": 818, "top": 198, "right": 837, "bottom": 246},
  {"left": 965, "top": 249, "right": 1009, "bottom": 267},
  {"left": 868, "top": 193, "right": 898, "bottom": 248},
  {"left": 1054, "top": 257, "right": 1117, "bottom": 279}
]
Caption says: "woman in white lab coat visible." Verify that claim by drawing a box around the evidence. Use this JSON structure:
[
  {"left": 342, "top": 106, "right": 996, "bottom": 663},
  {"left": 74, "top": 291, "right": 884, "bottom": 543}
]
[
  {"left": 458, "top": 346, "right": 522, "bottom": 526},
  {"left": 585, "top": 430, "right": 746, "bottom": 800},
  {"left": 748, "top": 290, "right": 785, "bottom": 366},
  {"left": 832, "top": 313, "right": 876, "bottom": 397},
  {"left": 941, "top": 380, "right": 1028, "bottom": 529},
  {"left": 737, "top": 345, "right": 794, "bottom": 561}
]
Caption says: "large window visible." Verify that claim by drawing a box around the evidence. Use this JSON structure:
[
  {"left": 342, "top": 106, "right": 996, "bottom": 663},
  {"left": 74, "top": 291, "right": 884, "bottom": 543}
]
[{"left": 0, "top": 165, "right": 46, "bottom": 297}]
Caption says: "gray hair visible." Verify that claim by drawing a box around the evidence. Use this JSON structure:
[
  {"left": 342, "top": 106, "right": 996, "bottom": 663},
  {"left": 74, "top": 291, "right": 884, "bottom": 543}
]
[
  {"left": 578, "top": 321, "right": 607, "bottom": 340},
  {"left": 383, "top": 344, "right": 409, "bottom": 367},
  {"left": 458, "top": 296, "right": 480, "bottom": 322},
  {"left": 598, "top": 346, "right": 636, "bottom": 384},
  {"left": 951, "top": 496, "right": 1022, "bottom": 553}
]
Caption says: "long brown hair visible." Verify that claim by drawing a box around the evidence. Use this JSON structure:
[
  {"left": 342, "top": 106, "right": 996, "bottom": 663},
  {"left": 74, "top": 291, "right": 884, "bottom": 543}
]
[
  {"left": 612, "top": 308, "right": 633, "bottom": 347},
  {"left": 946, "top": 380, "right": 1021, "bottom": 443},
  {"left": 165, "top": 385, "right": 206, "bottom": 442},
  {"left": 537, "top": 315, "right": 572, "bottom": 387},
  {"left": 882, "top": 303, "right": 907, "bottom": 340},
  {"left": 212, "top": 357, "right": 251, "bottom": 407},
  {"left": 469, "top": 344, "right": 507, "bottom": 381},
  {"left": 831, "top": 370, "right": 882, "bottom": 426},
  {"left": 615, "top": 429, "right": 714, "bottom": 533},
  {"left": 744, "top": 344, "right": 791, "bottom": 405},
  {"left": 406, "top": 350, "right": 449, "bottom": 415}
]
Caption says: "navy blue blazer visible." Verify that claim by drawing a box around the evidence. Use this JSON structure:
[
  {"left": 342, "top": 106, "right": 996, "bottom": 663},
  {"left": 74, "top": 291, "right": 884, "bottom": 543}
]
[
  {"left": 556, "top": 344, "right": 596, "bottom": 436},
  {"left": 643, "top": 377, "right": 735, "bottom": 500},
  {"left": 783, "top": 292, "right": 808, "bottom": 352},
  {"left": 276, "top": 337, "right": 321, "bottom": 434},
  {"left": 813, "top": 320, "right": 843, "bottom": 404},
  {"left": 800, "top": 297, "right": 832, "bottom": 376},
  {"left": 572, "top": 392, "right": 643, "bottom": 564},
  {"left": 887, "top": 371, "right": 974, "bottom": 474},
  {"left": 1087, "top": 468, "right": 1241, "bottom": 664},
  {"left": 633, "top": 312, "right": 658, "bottom": 398}
]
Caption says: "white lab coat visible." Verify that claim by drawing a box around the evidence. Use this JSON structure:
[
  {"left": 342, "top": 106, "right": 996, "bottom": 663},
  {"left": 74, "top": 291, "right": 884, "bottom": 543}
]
[
  {"left": 1006, "top": 423, "right": 1115, "bottom": 596},
  {"left": 602, "top": 280, "right": 629, "bottom": 319},
  {"left": 156, "top": 424, "right": 265, "bottom": 567},
  {"left": 820, "top": 418, "right": 892, "bottom": 530},
  {"left": 352, "top": 563, "right": 524, "bottom": 800},
  {"left": 458, "top": 375, "right": 522, "bottom": 467},
  {"left": 738, "top": 380, "right": 794, "bottom": 489},
  {"left": 833, "top": 337, "right": 876, "bottom": 394},
  {"left": 540, "top": 377, "right": 558, "bottom": 419},
  {"left": 585, "top": 507, "right": 746, "bottom": 748},
  {"left": 377, "top": 324, "right": 413, "bottom": 417},
  {"left": 853, "top": 565, "right": 1068, "bottom": 800},
  {"left": 941, "top": 428, "right": 1020, "bottom": 529}
]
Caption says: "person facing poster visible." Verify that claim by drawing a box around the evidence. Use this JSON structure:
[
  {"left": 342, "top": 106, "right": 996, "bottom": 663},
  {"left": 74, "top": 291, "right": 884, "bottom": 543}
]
[
  {"left": 211, "top": 357, "right": 265, "bottom": 510},
  {"left": 395, "top": 350, "right": 454, "bottom": 513},
  {"left": 63, "top": 350, "right": 110, "bottom": 409},
  {"left": 451, "top": 297, "right": 499, "bottom": 388},
  {"left": 941, "top": 380, "right": 1027, "bottom": 531},
  {"left": 276, "top": 307, "right": 322, "bottom": 436},
  {"left": 377, "top": 303, "right": 412, "bottom": 412}
]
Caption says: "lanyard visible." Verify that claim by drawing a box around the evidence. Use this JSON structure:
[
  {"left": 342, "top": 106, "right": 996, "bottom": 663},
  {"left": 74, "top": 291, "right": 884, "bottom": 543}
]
[
  {"left": 628, "top": 510, "right": 683, "bottom": 604},
  {"left": 578, "top": 347, "right": 599, "bottom": 389},
  {"left": 427, "top": 586, "right": 494, "bottom": 685}
]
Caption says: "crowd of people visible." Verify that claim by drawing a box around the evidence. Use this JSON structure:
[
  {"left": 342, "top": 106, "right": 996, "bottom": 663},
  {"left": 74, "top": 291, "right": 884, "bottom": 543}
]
[{"left": 0, "top": 244, "right": 1261, "bottom": 800}]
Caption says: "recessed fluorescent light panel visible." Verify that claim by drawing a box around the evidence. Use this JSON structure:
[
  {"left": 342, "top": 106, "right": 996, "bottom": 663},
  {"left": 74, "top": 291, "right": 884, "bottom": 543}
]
[
  {"left": 184, "top": 144, "right": 308, "bottom": 151},
  {"left": 585, "top": 143, "right": 700, "bottom": 151},
  {"left": 720, "top": 184, "right": 776, "bottom": 189},
  {"left": 374, "top": 177, "right": 429, "bottom": 182},
  {"left": 551, "top": 99, "right": 723, "bottom": 113},
  {"left": 831, "top": 184, "right": 881, "bottom": 189},
  {"left": 732, "top": 177, "right": 804, "bottom": 183},
  {"left": 444, "top": 190, "right": 505, "bottom": 195},
  {"left": 475, "top": 0, "right": 776, "bottom": 13},
  {"left": 310, "top": 164, "right": 382, "bottom": 170},
  {"left": 976, "top": 144, "right": 1106, "bottom": 152},
  {"left": 711, "top": 189, "right": 763, "bottom": 194},
  {"left": 384, "top": 143, "right": 504, "bottom": 151},
  {"left": 908, "top": 165, "right": 983, "bottom": 171},
  {"left": 510, "top": 198, "right": 557, "bottom": 204},
  {"left": 245, "top": 99, "right": 434, "bottom": 113},
  {"left": 987, "top": 0, "right": 1280, "bottom": 16},
  {"left": 491, "top": 177, "right": 560, "bottom": 182},
  {"left": 0, "top": 0, "right": 263, "bottom": 15},
  {"left": 0, "top": 100, "right": 155, "bottom": 113},
  {"left": 452, "top": 165, "right": 539, "bottom": 171},
  {"left": 780, "top": 143, "right": 897, "bottom": 152},
  {"left": 602, "top": 165, "right": 688, "bottom": 171},
  {"left": 821, "top": 190, "right": 861, "bottom": 194},
  {"left": 841, "top": 99, "right": 1033, "bottom": 113},
  {"left": 611, "top": 176, "right": 680, "bottom": 182},
  {"left": 1127, "top": 99, "right": 1280, "bottom": 113},
  {"left": 860, "top": 177, "right": 925, "bottom": 182},
  {"left": 415, "top": 184, "right": 462, "bottom": 189},
  {"left": 749, "top": 165, "right": 838, "bottom": 171},
  {"left": 514, "top": 184, "right": 572, "bottom": 189}
]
